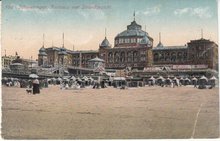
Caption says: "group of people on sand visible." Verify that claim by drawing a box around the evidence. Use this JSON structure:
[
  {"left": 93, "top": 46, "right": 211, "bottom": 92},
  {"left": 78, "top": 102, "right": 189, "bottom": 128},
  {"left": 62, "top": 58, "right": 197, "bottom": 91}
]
[{"left": 147, "top": 75, "right": 217, "bottom": 89}]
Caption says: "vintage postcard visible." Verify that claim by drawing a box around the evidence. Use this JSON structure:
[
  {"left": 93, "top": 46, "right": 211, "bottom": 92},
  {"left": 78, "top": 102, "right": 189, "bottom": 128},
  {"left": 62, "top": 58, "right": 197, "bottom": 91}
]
[{"left": 1, "top": 0, "right": 219, "bottom": 139}]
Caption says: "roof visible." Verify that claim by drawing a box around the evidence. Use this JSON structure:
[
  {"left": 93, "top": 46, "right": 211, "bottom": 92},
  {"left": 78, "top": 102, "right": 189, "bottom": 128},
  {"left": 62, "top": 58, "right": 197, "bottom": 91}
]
[
  {"left": 10, "top": 63, "right": 24, "bottom": 66},
  {"left": 88, "top": 57, "right": 105, "bottom": 62},
  {"left": 115, "top": 20, "right": 151, "bottom": 39},
  {"left": 72, "top": 50, "right": 99, "bottom": 54},
  {"left": 156, "top": 42, "right": 164, "bottom": 48},
  {"left": 58, "top": 47, "right": 67, "bottom": 55},
  {"left": 38, "top": 52, "right": 47, "bottom": 56},
  {"left": 58, "top": 51, "right": 67, "bottom": 55},
  {"left": 39, "top": 46, "right": 46, "bottom": 52},
  {"left": 100, "top": 37, "right": 111, "bottom": 48},
  {"left": 152, "top": 45, "right": 187, "bottom": 50},
  {"left": 127, "top": 20, "right": 141, "bottom": 30},
  {"left": 140, "top": 34, "right": 152, "bottom": 45},
  {"left": 116, "top": 29, "right": 148, "bottom": 38}
]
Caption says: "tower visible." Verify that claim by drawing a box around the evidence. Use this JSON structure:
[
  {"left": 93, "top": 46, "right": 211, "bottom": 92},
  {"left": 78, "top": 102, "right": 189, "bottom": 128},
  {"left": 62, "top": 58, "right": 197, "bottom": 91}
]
[
  {"left": 58, "top": 33, "right": 68, "bottom": 66},
  {"left": 38, "top": 33, "right": 48, "bottom": 67}
]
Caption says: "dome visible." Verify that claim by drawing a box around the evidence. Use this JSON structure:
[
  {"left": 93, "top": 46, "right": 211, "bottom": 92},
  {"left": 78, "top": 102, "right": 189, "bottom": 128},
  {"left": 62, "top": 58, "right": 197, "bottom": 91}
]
[
  {"left": 127, "top": 21, "right": 141, "bottom": 30},
  {"left": 39, "top": 46, "right": 47, "bottom": 56},
  {"left": 88, "top": 57, "right": 105, "bottom": 62},
  {"left": 140, "top": 34, "right": 151, "bottom": 45},
  {"left": 100, "top": 37, "right": 111, "bottom": 48},
  {"left": 39, "top": 46, "right": 46, "bottom": 52},
  {"left": 38, "top": 52, "right": 47, "bottom": 56},
  {"left": 58, "top": 47, "right": 67, "bottom": 55},
  {"left": 156, "top": 42, "right": 163, "bottom": 48},
  {"left": 115, "top": 20, "right": 148, "bottom": 38},
  {"left": 12, "top": 56, "right": 23, "bottom": 64}
]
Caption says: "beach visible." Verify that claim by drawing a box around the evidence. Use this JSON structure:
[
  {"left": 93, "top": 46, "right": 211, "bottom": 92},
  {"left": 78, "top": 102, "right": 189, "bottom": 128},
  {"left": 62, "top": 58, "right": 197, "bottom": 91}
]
[{"left": 1, "top": 86, "right": 219, "bottom": 139}]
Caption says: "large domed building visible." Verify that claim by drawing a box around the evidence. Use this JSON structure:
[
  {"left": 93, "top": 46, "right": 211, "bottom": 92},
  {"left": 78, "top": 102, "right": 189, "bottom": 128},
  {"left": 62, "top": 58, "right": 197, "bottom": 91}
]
[
  {"left": 99, "top": 16, "right": 153, "bottom": 69},
  {"left": 38, "top": 13, "right": 218, "bottom": 74}
]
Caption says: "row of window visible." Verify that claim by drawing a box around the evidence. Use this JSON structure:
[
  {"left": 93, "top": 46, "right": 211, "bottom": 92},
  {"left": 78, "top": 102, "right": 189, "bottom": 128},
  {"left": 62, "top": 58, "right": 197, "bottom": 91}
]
[
  {"left": 115, "top": 38, "right": 143, "bottom": 44},
  {"left": 108, "top": 56, "right": 146, "bottom": 63}
]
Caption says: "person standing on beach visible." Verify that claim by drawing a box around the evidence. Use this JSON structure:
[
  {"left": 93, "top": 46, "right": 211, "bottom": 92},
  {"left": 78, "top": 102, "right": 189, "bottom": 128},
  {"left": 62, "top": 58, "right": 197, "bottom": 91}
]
[{"left": 33, "top": 78, "right": 40, "bottom": 94}]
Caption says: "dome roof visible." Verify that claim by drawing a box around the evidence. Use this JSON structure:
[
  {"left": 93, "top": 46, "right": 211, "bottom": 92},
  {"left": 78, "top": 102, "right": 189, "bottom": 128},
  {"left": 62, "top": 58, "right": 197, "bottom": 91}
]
[
  {"left": 100, "top": 37, "right": 111, "bottom": 48},
  {"left": 127, "top": 21, "right": 141, "bottom": 30},
  {"left": 39, "top": 46, "right": 47, "bottom": 56},
  {"left": 10, "top": 63, "right": 24, "bottom": 66},
  {"left": 116, "top": 29, "right": 148, "bottom": 38},
  {"left": 39, "top": 46, "right": 46, "bottom": 52},
  {"left": 115, "top": 20, "right": 148, "bottom": 38},
  {"left": 156, "top": 42, "right": 164, "bottom": 48},
  {"left": 140, "top": 34, "right": 151, "bottom": 45},
  {"left": 12, "top": 57, "right": 23, "bottom": 64},
  {"left": 88, "top": 57, "right": 105, "bottom": 62},
  {"left": 38, "top": 52, "right": 47, "bottom": 56},
  {"left": 58, "top": 47, "right": 67, "bottom": 55}
]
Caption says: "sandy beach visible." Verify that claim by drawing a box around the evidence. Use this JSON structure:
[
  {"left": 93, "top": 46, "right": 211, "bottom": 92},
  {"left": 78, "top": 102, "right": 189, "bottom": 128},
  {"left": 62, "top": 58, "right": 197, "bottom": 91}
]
[{"left": 1, "top": 85, "right": 219, "bottom": 139}]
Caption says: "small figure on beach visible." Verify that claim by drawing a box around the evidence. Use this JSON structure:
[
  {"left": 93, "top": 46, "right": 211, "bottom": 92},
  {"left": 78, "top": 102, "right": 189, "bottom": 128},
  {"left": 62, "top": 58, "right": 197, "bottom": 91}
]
[{"left": 33, "top": 78, "right": 40, "bottom": 94}]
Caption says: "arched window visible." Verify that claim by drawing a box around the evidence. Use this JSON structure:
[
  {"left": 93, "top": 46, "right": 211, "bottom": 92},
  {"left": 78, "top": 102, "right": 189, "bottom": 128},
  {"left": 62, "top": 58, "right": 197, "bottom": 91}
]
[
  {"left": 159, "top": 53, "right": 165, "bottom": 61},
  {"left": 108, "top": 52, "right": 113, "bottom": 63},
  {"left": 120, "top": 52, "right": 125, "bottom": 62},
  {"left": 165, "top": 52, "right": 170, "bottom": 61},
  {"left": 133, "top": 51, "right": 139, "bottom": 62},
  {"left": 177, "top": 52, "right": 182, "bottom": 61},
  {"left": 153, "top": 53, "right": 159, "bottom": 62},
  {"left": 114, "top": 52, "right": 119, "bottom": 63},
  {"left": 171, "top": 52, "right": 176, "bottom": 62},
  {"left": 127, "top": 51, "right": 133, "bottom": 62}
]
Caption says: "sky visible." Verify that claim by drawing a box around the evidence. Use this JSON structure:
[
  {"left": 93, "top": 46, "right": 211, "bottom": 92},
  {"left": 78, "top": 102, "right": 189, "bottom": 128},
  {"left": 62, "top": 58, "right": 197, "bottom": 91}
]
[{"left": 1, "top": 0, "right": 219, "bottom": 60}]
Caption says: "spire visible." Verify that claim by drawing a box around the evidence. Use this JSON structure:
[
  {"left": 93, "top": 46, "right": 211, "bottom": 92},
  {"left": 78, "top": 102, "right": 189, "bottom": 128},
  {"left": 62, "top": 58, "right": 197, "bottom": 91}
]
[
  {"left": 4, "top": 49, "right": 6, "bottom": 56},
  {"left": 105, "top": 28, "right": 107, "bottom": 38},
  {"left": 201, "top": 29, "right": 203, "bottom": 39},
  {"left": 52, "top": 40, "right": 53, "bottom": 47},
  {"left": 156, "top": 32, "right": 163, "bottom": 47},
  {"left": 159, "top": 32, "right": 161, "bottom": 43},
  {"left": 133, "top": 10, "right": 136, "bottom": 21},
  {"left": 62, "top": 32, "right": 64, "bottom": 48},
  {"left": 42, "top": 33, "right": 45, "bottom": 48}
]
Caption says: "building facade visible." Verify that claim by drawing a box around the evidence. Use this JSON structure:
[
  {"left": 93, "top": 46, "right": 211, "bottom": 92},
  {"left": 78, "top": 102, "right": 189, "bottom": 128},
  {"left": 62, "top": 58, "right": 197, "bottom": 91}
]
[
  {"left": 38, "top": 15, "right": 218, "bottom": 71},
  {"left": 152, "top": 38, "right": 218, "bottom": 70},
  {"left": 99, "top": 19, "right": 153, "bottom": 70},
  {"left": 2, "top": 55, "right": 17, "bottom": 69}
]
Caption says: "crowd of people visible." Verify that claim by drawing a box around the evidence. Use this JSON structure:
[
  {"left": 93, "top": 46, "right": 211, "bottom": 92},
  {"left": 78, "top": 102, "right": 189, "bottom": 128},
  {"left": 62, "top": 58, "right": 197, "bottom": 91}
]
[
  {"left": 147, "top": 75, "right": 217, "bottom": 89},
  {"left": 1, "top": 75, "right": 218, "bottom": 95}
]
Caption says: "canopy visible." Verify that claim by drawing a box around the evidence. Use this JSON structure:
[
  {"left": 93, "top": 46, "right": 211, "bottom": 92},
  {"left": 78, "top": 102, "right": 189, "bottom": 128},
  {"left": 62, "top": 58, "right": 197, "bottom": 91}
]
[
  {"left": 113, "top": 77, "right": 126, "bottom": 81},
  {"left": 13, "top": 78, "right": 19, "bottom": 81},
  {"left": 51, "top": 77, "right": 56, "bottom": 80},
  {"left": 157, "top": 76, "right": 164, "bottom": 80},
  {"left": 199, "top": 76, "right": 208, "bottom": 81},
  {"left": 82, "top": 76, "right": 88, "bottom": 81},
  {"left": 166, "top": 77, "right": 171, "bottom": 81},
  {"left": 209, "top": 76, "right": 217, "bottom": 80},
  {"left": 88, "top": 77, "right": 94, "bottom": 81},
  {"left": 29, "top": 74, "right": 39, "bottom": 78},
  {"left": 3, "top": 77, "right": 8, "bottom": 80},
  {"left": 149, "top": 76, "right": 155, "bottom": 80},
  {"left": 184, "top": 78, "right": 191, "bottom": 81},
  {"left": 70, "top": 76, "right": 76, "bottom": 80},
  {"left": 76, "top": 77, "right": 82, "bottom": 82},
  {"left": 57, "top": 77, "right": 62, "bottom": 81},
  {"left": 191, "top": 77, "right": 197, "bottom": 81},
  {"left": 173, "top": 77, "right": 178, "bottom": 80}
]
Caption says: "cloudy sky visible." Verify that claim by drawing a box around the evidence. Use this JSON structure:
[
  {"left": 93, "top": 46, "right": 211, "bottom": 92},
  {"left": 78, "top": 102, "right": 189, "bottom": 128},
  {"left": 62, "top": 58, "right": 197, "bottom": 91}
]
[{"left": 2, "top": 0, "right": 218, "bottom": 59}]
